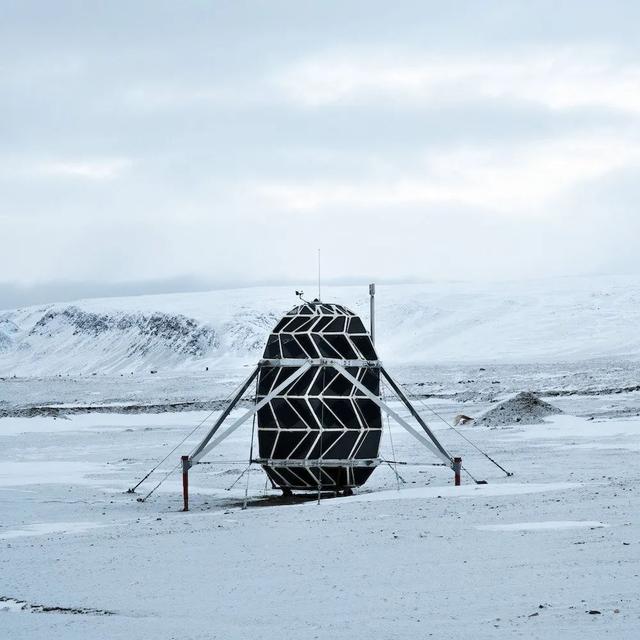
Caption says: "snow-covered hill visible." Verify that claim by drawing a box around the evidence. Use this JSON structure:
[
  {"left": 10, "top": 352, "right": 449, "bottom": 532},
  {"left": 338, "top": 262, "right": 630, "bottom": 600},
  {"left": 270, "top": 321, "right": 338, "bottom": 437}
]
[{"left": 1, "top": 275, "right": 640, "bottom": 376}]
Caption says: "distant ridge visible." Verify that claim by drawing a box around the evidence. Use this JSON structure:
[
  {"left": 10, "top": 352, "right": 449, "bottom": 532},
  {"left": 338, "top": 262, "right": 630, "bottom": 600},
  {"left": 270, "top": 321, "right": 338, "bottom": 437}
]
[{"left": 1, "top": 275, "right": 640, "bottom": 376}]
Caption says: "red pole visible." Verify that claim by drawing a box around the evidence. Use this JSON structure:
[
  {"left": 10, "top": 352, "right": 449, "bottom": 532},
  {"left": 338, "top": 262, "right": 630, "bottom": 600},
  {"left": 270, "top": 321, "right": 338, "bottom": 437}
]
[
  {"left": 181, "top": 455, "right": 190, "bottom": 511},
  {"left": 453, "top": 457, "right": 462, "bottom": 486}
]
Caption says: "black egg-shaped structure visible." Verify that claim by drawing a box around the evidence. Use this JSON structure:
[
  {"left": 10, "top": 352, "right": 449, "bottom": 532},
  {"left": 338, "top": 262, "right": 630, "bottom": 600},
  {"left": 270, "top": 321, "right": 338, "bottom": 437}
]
[{"left": 256, "top": 301, "right": 382, "bottom": 491}]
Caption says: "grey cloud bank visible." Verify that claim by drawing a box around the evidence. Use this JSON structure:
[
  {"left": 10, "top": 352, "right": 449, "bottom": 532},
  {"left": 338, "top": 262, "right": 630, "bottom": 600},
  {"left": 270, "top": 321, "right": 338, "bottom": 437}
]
[{"left": 2, "top": 1, "right": 640, "bottom": 305}]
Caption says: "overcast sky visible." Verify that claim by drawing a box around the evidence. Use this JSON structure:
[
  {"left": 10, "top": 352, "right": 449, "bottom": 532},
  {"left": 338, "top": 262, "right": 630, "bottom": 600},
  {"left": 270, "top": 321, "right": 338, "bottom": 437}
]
[{"left": 2, "top": 1, "right": 640, "bottom": 308}]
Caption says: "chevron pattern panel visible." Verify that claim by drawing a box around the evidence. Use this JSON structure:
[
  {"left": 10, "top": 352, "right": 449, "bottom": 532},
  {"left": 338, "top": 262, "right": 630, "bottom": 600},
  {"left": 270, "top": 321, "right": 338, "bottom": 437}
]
[{"left": 257, "top": 302, "right": 382, "bottom": 490}]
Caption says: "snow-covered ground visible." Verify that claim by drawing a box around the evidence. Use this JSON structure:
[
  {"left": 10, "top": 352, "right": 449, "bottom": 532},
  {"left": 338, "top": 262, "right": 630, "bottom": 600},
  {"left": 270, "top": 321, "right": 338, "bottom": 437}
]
[
  {"left": 1, "top": 397, "right": 639, "bottom": 639},
  {"left": 2, "top": 277, "right": 640, "bottom": 638},
  {"left": 3, "top": 274, "right": 640, "bottom": 375}
]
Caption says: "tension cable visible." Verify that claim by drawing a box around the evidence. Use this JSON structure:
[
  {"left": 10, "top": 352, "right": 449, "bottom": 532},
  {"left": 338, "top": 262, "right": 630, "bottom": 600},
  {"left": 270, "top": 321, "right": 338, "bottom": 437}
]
[
  {"left": 402, "top": 385, "right": 514, "bottom": 478},
  {"left": 127, "top": 375, "right": 254, "bottom": 494}
]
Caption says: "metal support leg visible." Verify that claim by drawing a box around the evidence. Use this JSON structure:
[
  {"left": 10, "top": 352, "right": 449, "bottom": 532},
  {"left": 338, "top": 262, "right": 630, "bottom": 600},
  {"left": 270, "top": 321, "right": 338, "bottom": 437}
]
[
  {"left": 182, "top": 455, "right": 190, "bottom": 511},
  {"left": 332, "top": 363, "right": 453, "bottom": 467},
  {"left": 380, "top": 368, "right": 454, "bottom": 463},
  {"left": 189, "top": 367, "right": 260, "bottom": 462},
  {"left": 453, "top": 457, "right": 462, "bottom": 486},
  {"left": 190, "top": 361, "right": 312, "bottom": 464}
]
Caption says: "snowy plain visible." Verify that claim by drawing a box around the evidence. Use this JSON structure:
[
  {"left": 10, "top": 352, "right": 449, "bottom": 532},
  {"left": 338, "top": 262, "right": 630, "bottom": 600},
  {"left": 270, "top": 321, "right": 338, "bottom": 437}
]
[
  {"left": 1, "top": 407, "right": 638, "bottom": 639},
  {"left": 1, "top": 277, "right": 640, "bottom": 638}
]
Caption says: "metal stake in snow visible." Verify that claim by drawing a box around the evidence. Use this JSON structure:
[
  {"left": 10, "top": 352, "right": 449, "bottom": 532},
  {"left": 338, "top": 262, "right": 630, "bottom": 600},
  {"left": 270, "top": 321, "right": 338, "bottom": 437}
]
[
  {"left": 453, "top": 457, "right": 462, "bottom": 486},
  {"left": 181, "top": 455, "right": 190, "bottom": 512}
]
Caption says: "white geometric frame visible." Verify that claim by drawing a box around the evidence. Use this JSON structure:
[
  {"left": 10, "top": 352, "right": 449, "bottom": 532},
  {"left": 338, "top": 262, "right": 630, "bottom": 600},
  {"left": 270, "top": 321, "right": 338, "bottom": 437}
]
[{"left": 187, "top": 358, "right": 455, "bottom": 472}]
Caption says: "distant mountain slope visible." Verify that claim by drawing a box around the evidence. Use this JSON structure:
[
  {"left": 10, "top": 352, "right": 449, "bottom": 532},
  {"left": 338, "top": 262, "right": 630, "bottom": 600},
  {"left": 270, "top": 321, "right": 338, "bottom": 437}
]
[{"left": 1, "top": 276, "right": 640, "bottom": 376}]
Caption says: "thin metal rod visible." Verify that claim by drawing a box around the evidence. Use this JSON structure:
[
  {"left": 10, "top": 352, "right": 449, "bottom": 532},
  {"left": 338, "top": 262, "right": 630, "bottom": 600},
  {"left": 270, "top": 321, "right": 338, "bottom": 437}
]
[
  {"left": 226, "top": 464, "right": 252, "bottom": 491},
  {"left": 181, "top": 455, "right": 189, "bottom": 511},
  {"left": 384, "top": 460, "right": 407, "bottom": 485},
  {"left": 318, "top": 248, "right": 321, "bottom": 300},
  {"left": 127, "top": 375, "right": 253, "bottom": 493},
  {"left": 137, "top": 459, "right": 181, "bottom": 503},
  {"left": 369, "top": 283, "right": 376, "bottom": 343},
  {"left": 189, "top": 367, "right": 259, "bottom": 460},
  {"left": 382, "top": 382, "right": 400, "bottom": 491},
  {"left": 332, "top": 363, "right": 452, "bottom": 466},
  {"left": 243, "top": 411, "right": 257, "bottom": 510},
  {"left": 192, "top": 361, "right": 313, "bottom": 463},
  {"left": 380, "top": 369, "right": 453, "bottom": 462},
  {"left": 405, "top": 389, "right": 513, "bottom": 477}
]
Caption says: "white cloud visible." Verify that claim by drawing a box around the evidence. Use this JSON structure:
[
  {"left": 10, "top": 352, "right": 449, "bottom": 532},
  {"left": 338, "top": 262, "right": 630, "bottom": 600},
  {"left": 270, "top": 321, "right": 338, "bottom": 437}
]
[
  {"left": 37, "top": 158, "right": 132, "bottom": 180},
  {"left": 275, "top": 47, "right": 640, "bottom": 114},
  {"left": 122, "top": 86, "right": 233, "bottom": 111},
  {"left": 254, "top": 134, "right": 640, "bottom": 214},
  {"left": 3, "top": 4, "right": 640, "bottom": 293}
]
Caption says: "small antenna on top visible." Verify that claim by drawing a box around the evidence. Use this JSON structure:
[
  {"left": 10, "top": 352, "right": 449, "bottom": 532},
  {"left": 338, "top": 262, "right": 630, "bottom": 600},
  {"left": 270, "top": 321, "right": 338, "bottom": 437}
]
[{"left": 317, "top": 248, "right": 321, "bottom": 301}]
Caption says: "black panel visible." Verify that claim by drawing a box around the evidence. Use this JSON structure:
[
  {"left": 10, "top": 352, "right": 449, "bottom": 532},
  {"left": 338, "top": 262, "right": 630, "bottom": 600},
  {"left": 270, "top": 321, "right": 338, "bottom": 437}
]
[
  {"left": 317, "top": 401, "right": 347, "bottom": 428},
  {"left": 272, "top": 431, "right": 306, "bottom": 458},
  {"left": 295, "top": 317, "right": 318, "bottom": 333},
  {"left": 258, "top": 303, "right": 382, "bottom": 490},
  {"left": 287, "top": 398, "right": 318, "bottom": 428},
  {"left": 257, "top": 367, "right": 277, "bottom": 395},
  {"left": 258, "top": 430, "right": 277, "bottom": 457},
  {"left": 270, "top": 366, "right": 291, "bottom": 390},
  {"left": 359, "top": 368, "right": 380, "bottom": 394},
  {"left": 311, "top": 316, "right": 332, "bottom": 332},
  {"left": 283, "top": 316, "right": 308, "bottom": 332},
  {"left": 347, "top": 317, "right": 367, "bottom": 334},
  {"left": 312, "top": 335, "right": 342, "bottom": 358},
  {"left": 307, "top": 368, "right": 327, "bottom": 396},
  {"left": 257, "top": 405, "right": 278, "bottom": 430},
  {"left": 270, "top": 398, "right": 306, "bottom": 429},
  {"left": 295, "top": 333, "right": 319, "bottom": 358},
  {"left": 290, "top": 431, "right": 321, "bottom": 459},
  {"left": 351, "top": 335, "right": 377, "bottom": 360},
  {"left": 316, "top": 430, "right": 342, "bottom": 454},
  {"left": 284, "top": 468, "right": 317, "bottom": 487},
  {"left": 354, "top": 399, "right": 383, "bottom": 429},
  {"left": 287, "top": 368, "right": 317, "bottom": 396},
  {"left": 324, "top": 335, "right": 357, "bottom": 359},
  {"left": 323, "top": 431, "right": 359, "bottom": 458},
  {"left": 333, "top": 399, "right": 361, "bottom": 428},
  {"left": 274, "top": 468, "right": 303, "bottom": 486},
  {"left": 272, "top": 317, "right": 292, "bottom": 333},
  {"left": 263, "top": 335, "right": 281, "bottom": 358},
  {"left": 279, "top": 334, "right": 306, "bottom": 358},
  {"left": 307, "top": 397, "right": 324, "bottom": 424},
  {"left": 324, "top": 317, "right": 346, "bottom": 333},
  {"left": 354, "top": 430, "right": 382, "bottom": 458},
  {"left": 353, "top": 467, "right": 376, "bottom": 485},
  {"left": 322, "top": 369, "right": 353, "bottom": 396}
]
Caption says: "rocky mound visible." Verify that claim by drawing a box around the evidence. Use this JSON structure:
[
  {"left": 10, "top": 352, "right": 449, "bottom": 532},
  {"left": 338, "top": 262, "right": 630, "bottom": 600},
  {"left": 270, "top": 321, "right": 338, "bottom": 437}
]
[{"left": 477, "top": 391, "right": 563, "bottom": 427}]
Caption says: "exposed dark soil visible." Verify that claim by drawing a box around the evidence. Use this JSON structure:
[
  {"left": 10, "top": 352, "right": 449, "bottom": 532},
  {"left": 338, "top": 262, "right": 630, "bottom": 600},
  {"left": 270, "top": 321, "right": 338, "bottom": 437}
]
[{"left": 0, "top": 595, "right": 114, "bottom": 616}]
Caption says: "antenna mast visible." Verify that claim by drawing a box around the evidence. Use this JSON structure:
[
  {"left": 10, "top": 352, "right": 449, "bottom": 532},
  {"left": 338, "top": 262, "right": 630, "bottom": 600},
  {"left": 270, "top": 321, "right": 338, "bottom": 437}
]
[
  {"left": 369, "top": 283, "right": 376, "bottom": 343},
  {"left": 317, "top": 248, "right": 321, "bottom": 300}
]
